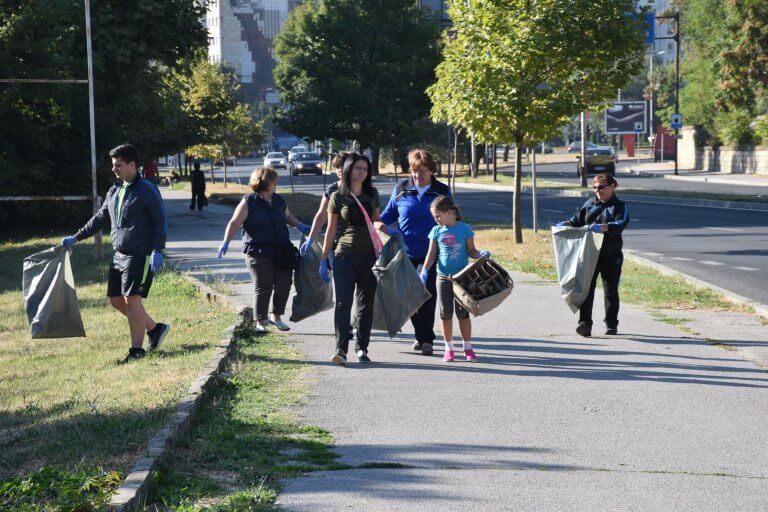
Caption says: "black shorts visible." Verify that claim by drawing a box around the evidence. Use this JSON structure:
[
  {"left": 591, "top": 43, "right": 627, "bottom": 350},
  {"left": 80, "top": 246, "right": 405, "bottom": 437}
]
[
  {"left": 437, "top": 275, "right": 469, "bottom": 320},
  {"left": 107, "top": 252, "right": 154, "bottom": 298}
]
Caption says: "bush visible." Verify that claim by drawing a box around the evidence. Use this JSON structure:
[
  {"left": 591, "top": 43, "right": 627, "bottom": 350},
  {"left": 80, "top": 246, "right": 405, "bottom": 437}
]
[{"left": 0, "top": 466, "right": 121, "bottom": 512}]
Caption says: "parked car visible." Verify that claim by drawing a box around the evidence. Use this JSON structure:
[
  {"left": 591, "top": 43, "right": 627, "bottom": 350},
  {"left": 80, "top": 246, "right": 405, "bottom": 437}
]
[
  {"left": 264, "top": 152, "right": 287, "bottom": 169},
  {"left": 213, "top": 157, "right": 236, "bottom": 166},
  {"left": 576, "top": 148, "right": 616, "bottom": 175},
  {"left": 288, "top": 145, "right": 308, "bottom": 162},
  {"left": 568, "top": 141, "right": 598, "bottom": 153},
  {"left": 531, "top": 143, "right": 554, "bottom": 154},
  {"left": 290, "top": 152, "right": 324, "bottom": 175}
]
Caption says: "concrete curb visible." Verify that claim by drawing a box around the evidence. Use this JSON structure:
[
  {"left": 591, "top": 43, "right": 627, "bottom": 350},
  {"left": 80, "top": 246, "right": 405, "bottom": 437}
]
[
  {"left": 107, "top": 272, "right": 247, "bottom": 512},
  {"left": 625, "top": 253, "right": 768, "bottom": 321},
  {"left": 371, "top": 175, "right": 768, "bottom": 211},
  {"left": 626, "top": 167, "right": 768, "bottom": 188}
]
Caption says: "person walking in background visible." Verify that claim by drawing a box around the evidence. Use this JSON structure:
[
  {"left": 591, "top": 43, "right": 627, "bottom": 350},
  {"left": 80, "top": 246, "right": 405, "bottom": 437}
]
[
  {"left": 217, "top": 167, "right": 310, "bottom": 333},
  {"left": 380, "top": 149, "right": 450, "bottom": 356},
  {"left": 300, "top": 151, "right": 350, "bottom": 257},
  {"left": 61, "top": 144, "right": 169, "bottom": 361},
  {"left": 556, "top": 173, "right": 629, "bottom": 337},
  {"left": 143, "top": 159, "right": 159, "bottom": 185},
  {"left": 190, "top": 161, "right": 206, "bottom": 211},
  {"left": 420, "top": 195, "right": 491, "bottom": 363},
  {"left": 319, "top": 153, "right": 393, "bottom": 366}
]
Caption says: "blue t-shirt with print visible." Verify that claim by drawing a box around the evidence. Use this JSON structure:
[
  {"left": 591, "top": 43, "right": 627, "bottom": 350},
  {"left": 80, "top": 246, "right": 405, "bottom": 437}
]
[{"left": 428, "top": 222, "right": 475, "bottom": 276}]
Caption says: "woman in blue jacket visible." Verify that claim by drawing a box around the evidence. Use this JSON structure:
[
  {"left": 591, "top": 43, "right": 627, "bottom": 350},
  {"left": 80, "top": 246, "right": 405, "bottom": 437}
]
[
  {"left": 379, "top": 149, "right": 451, "bottom": 355},
  {"left": 558, "top": 173, "right": 630, "bottom": 337}
]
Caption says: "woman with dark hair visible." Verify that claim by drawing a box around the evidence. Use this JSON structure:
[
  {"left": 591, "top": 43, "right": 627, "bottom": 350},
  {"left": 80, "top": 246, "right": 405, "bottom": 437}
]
[
  {"left": 319, "top": 153, "right": 394, "bottom": 365},
  {"left": 217, "top": 167, "right": 310, "bottom": 333},
  {"left": 556, "top": 173, "right": 629, "bottom": 337}
]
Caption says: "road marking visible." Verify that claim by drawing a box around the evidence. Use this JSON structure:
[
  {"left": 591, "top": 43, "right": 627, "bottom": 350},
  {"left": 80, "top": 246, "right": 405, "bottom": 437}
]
[
  {"left": 670, "top": 256, "right": 693, "bottom": 261},
  {"left": 643, "top": 252, "right": 663, "bottom": 257},
  {"left": 706, "top": 226, "right": 741, "bottom": 233},
  {"left": 488, "top": 203, "right": 505, "bottom": 207},
  {"left": 734, "top": 266, "right": 760, "bottom": 271},
  {"left": 700, "top": 260, "right": 725, "bottom": 266},
  {"left": 541, "top": 208, "right": 564, "bottom": 213}
]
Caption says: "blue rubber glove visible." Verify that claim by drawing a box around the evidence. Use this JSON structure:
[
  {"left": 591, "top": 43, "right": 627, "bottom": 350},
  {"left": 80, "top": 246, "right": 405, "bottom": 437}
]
[
  {"left": 150, "top": 251, "right": 163, "bottom": 272},
  {"left": 385, "top": 227, "right": 401, "bottom": 237},
  {"left": 555, "top": 221, "right": 570, "bottom": 227},
  {"left": 299, "top": 238, "right": 313, "bottom": 257},
  {"left": 319, "top": 258, "right": 331, "bottom": 283},
  {"left": 217, "top": 241, "right": 229, "bottom": 259},
  {"left": 478, "top": 250, "right": 491, "bottom": 259},
  {"left": 420, "top": 268, "right": 429, "bottom": 285},
  {"left": 589, "top": 224, "right": 603, "bottom": 233},
  {"left": 61, "top": 236, "right": 77, "bottom": 247},
  {"left": 297, "top": 223, "right": 311, "bottom": 235}
]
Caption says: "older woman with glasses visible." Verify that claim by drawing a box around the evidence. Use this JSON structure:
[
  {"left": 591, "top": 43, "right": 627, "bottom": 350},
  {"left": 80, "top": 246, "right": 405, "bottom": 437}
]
[
  {"left": 379, "top": 149, "right": 454, "bottom": 356},
  {"left": 556, "top": 173, "right": 629, "bottom": 337}
]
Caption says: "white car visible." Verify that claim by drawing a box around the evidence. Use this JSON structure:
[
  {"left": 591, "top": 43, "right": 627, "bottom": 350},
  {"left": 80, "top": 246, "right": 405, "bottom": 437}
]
[
  {"left": 264, "top": 152, "right": 287, "bottom": 169},
  {"left": 288, "top": 145, "right": 308, "bottom": 162}
]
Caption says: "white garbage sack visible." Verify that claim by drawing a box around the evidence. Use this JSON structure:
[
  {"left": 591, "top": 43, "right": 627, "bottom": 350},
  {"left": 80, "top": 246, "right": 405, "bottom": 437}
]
[
  {"left": 23, "top": 245, "right": 86, "bottom": 338},
  {"left": 551, "top": 226, "right": 604, "bottom": 312}
]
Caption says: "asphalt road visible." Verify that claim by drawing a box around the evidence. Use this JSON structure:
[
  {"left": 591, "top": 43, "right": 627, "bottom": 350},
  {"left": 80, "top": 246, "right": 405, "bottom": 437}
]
[{"left": 278, "top": 171, "right": 768, "bottom": 308}]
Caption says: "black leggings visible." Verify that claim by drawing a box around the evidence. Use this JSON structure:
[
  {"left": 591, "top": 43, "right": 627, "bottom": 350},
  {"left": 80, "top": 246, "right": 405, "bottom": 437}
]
[
  {"left": 579, "top": 250, "right": 623, "bottom": 329},
  {"left": 332, "top": 252, "right": 377, "bottom": 355}
]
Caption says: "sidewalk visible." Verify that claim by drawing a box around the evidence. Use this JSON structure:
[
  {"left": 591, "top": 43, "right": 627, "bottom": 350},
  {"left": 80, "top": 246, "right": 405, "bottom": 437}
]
[
  {"left": 624, "top": 161, "right": 768, "bottom": 188},
  {"left": 161, "top": 188, "right": 768, "bottom": 511}
]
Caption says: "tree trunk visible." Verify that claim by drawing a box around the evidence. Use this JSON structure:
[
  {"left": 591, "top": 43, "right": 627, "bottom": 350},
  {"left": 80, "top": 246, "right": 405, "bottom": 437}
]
[
  {"left": 223, "top": 159, "right": 228, "bottom": 188},
  {"left": 370, "top": 147, "right": 380, "bottom": 176},
  {"left": 513, "top": 136, "right": 524, "bottom": 244},
  {"left": 492, "top": 144, "right": 498, "bottom": 182},
  {"left": 397, "top": 148, "right": 409, "bottom": 176},
  {"left": 470, "top": 131, "right": 478, "bottom": 178},
  {"left": 177, "top": 153, "right": 183, "bottom": 174},
  {"left": 503, "top": 144, "right": 510, "bottom": 162},
  {"left": 210, "top": 159, "right": 215, "bottom": 184}
]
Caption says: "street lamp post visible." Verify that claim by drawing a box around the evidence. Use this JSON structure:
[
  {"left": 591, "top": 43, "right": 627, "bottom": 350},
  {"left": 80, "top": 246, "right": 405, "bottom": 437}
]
[{"left": 655, "top": 12, "right": 681, "bottom": 175}]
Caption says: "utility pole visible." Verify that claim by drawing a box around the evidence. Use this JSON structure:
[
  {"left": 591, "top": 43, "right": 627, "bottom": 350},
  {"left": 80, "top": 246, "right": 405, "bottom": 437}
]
[{"left": 531, "top": 144, "right": 538, "bottom": 233}]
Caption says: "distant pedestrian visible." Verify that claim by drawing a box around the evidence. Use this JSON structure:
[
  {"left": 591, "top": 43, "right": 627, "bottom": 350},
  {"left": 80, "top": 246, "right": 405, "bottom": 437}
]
[
  {"left": 318, "top": 153, "right": 391, "bottom": 366},
  {"left": 190, "top": 161, "right": 206, "bottom": 211},
  {"left": 61, "top": 144, "right": 170, "bottom": 362},
  {"left": 143, "top": 159, "right": 159, "bottom": 185},
  {"left": 217, "top": 167, "right": 310, "bottom": 333},
  {"left": 300, "top": 151, "right": 350, "bottom": 256},
  {"left": 380, "top": 149, "right": 450, "bottom": 355},
  {"left": 420, "top": 195, "right": 491, "bottom": 362},
  {"left": 556, "top": 173, "right": 629, "bottom": 336}
]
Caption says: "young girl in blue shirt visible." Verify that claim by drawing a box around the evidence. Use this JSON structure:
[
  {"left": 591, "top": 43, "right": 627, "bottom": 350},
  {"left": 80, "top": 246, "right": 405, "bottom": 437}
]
[{"left": 420, "top": 196, "right": 491, "bottom": 362}]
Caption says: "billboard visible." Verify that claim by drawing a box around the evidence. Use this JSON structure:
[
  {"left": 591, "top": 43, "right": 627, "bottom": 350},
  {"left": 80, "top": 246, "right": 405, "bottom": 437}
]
[{"left": 604, "top": 102, "right": 647, "bottom": 135}]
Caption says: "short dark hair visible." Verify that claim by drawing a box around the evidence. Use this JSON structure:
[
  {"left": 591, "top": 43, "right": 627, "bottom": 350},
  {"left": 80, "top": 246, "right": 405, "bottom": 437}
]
[
  {"left": 593, "top": 173, "right": 617, "bottom": 187},
  {"left": 193, "top": 161, "right": 201, "bottom": 171},
  {"left": 109, "top": 144, "right": 140, "bottom": 168},
  {"left": 332, "top": 151, "right": 351, "bottom": 170}
]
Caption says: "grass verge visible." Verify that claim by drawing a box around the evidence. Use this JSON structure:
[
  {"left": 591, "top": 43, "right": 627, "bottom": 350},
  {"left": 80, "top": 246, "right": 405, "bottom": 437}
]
[
  {"left": 471, "top": 222, "right": 749, "bottom": 313},
  {"left": 0, "top": 236, "right": 237, "bottom": 483},
  {"left": 147, "top": 324, "right": 343, "bottom": 511},
  {"left": 206, "top": 182, "right": 322, "bottom": 222},
  {"left": 621, "top": 188, "right": 768, "bottom": 203}
]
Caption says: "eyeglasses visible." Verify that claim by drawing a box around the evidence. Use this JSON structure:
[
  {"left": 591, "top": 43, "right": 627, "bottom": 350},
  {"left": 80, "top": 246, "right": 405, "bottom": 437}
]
[
  {"left": 593, "top": 184, "right": 609, "bottom": 191},
  {"left": 410, "top": 167, "right": 430, "bottom": 174}
]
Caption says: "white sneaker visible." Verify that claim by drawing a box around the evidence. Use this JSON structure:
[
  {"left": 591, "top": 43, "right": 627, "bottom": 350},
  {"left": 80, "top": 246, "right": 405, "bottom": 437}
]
[
  {"left": 270, "top": 317, "right": 290, "bottom": 331},
  {"left": 254, "top": 322, "right": 268, "bottom": 333}
]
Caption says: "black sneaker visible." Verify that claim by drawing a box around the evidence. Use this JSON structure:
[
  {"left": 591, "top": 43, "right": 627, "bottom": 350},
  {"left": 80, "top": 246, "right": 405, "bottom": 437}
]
[
  {"left": 148, "top": 323, "right": 170, "bottom": 351},
  {"left": 412, "top": 341, "right": 422, "bottom": 351},
  {"left": 123, "top": 347, "right": 146, "bottom": 362},
  {"left": 332, "top": 352, "right": 347, "bottom": 366},
  {"left": 420, "top": 342, "right": 434, "bottom": 356},
  {"left": 605, "top": 327, "right": 618, "bottom": 335},
  {"left": 576, "top": 323, "right": 592, "bottom": 338},
  {"left": 356, "top": 350, "right": 371, "bottom": 363}
]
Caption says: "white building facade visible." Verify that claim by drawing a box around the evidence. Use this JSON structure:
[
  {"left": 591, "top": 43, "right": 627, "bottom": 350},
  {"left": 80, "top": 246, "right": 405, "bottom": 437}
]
[{"left": 636, "top": 0, "right": 677, "bottom": 64}]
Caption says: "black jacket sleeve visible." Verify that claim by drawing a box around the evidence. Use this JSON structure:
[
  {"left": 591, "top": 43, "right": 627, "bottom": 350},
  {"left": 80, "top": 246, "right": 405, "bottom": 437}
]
[{"left": 75, "top": 190, "right": 111, "bottom": 241}]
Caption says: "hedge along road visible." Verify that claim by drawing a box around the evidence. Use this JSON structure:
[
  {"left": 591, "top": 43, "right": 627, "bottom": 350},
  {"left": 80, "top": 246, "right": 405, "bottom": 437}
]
[{"left": 281, "top": 170, "right": 768, "bottom": 308}]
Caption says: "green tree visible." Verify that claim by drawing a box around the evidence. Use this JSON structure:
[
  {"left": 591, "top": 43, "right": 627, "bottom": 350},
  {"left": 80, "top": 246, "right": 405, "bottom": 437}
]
[
  {"left": 273, "top": 0, "right": 442, "bottom": 173},
  {"left": 428, "top": 0, "right": 646, "bottom": 243}
]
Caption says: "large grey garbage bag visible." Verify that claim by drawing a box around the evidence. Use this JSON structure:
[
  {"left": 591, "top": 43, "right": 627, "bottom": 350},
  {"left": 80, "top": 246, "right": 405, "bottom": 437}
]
[
  {"left": 290, "top": 237, "right": 334, "bottom": 322},
  {"left": 23, "top": 245, "right": 86, "bottom": 338},
  {"left": 370, "top": 234, "right": 431, "bottom": 338},
  {"left": 551, "top": 226, "right": 604, "bottom": 312}
]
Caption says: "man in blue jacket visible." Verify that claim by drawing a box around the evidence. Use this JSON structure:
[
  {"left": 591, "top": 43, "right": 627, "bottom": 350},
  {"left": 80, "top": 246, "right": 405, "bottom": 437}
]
[
  {"left": 62, "top": 144, "right": 169, "bottom": 361},
  {"left": 380, "top": 149, "right": 451, "bottom": 355}
]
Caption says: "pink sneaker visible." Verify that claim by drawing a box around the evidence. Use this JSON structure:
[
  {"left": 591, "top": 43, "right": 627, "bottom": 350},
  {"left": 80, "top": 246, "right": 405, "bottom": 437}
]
[
  {"left": 464, "top": 349, "right": 478, "bottom": 362},
  {"left": 443, "top": 350, "right": 455, "bottom": 362}
]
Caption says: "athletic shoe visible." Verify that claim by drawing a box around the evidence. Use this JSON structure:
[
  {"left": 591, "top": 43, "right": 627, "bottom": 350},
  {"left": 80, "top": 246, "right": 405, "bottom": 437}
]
[
  {"left": 443, "top": 350, "right": 455, "bottom": 362},
  {"left": 576, "top": 323, "right": 592, "bottom": 338},
  {"left": 350, "top": 327, "right": 357, "bottom": 341},
  {"left": 412, "top": 341, "right": 422, "bottom": 351},
  {"left": 123, "top": 347, "right": 146, "bottom": 362},
  {"left": 605, "top": 327, "right": 618, "bottom": 335},
  {"left": 464, "top": 349, "right": 478, "bottom": 362},
  {"left": 254, "top": 322, "right": 268, "bottom": 333},
  {"left": 356, "top": 350, "right": 371, "bottom": 363},
  {"left": 148, "top": 323, "right": 170, "bottom": 351},
  {"left": 332, "top": 352, "right": 347, "bottom": 366},
  {"left": 421, "top": 342, "right": 433, "bottom": 356},
  {"left": 269, "top": 317, "right": 290, "bottom": 331}
]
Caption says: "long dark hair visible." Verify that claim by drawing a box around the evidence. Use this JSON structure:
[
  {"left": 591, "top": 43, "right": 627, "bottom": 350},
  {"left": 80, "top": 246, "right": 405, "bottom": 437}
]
[{"left": 339, "top": 152, "right": 375, "bottom": 197}]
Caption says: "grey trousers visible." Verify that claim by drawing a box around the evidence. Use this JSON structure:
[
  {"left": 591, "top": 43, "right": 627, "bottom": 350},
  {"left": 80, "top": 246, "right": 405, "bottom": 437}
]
[{"left": 245, "top": 255, "right": 292, "bottom": 322}]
